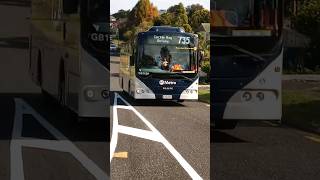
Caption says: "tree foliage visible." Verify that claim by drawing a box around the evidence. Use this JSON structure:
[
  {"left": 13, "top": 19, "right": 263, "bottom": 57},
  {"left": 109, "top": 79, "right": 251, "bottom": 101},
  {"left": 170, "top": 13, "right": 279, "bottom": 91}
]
[
  {"left": 186, "top": 4, "right": 204, "bottom": 19},
  {"left": 112, "top": 9, "right": 130, "bottom": 19},
  {"left": 293, "top": 0, "right": 320, "bottom": 68},
  {"left": 190, "top": 9, "right": 210, "bottom": 31},
  {"left": 153, "top": 3, "right": 192, "bottom": 32},
  {"left": 293, "top": 0, "right": 320, "bottom": 36},
  {"left": 127, "top": 0, "right": 158, "bottom": 26}
]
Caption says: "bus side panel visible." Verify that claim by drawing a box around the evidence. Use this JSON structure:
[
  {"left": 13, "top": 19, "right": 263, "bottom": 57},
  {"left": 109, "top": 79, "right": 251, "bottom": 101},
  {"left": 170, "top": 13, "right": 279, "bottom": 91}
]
[
  {"left": 29, "top": 23, "right": 41, "bottom": 85},
  {"left": 119, "top": 54, "right": 130, "bottom": 93},
  {"left": 78, "top": 47, "right": 109, "bottom": 118},
  {"left": 223, "top": 50, "right": 283, "bottom": 120},
  {"left": 64, "top": 16, "right": 81, "bottom": 112},
  {"left": 30, "top": 0, "right": 61, "bottom": 98}
]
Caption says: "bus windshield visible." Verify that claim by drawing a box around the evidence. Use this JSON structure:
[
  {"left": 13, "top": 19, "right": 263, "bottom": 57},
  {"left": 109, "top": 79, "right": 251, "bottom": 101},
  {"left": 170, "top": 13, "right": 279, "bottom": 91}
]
[
  {"left": 211, "top": 0, "right": 281, "bottom": 36},
  {"left": 87, "top": 0, "right": 107, "bottom": 21},
  {"left": 139, "top": 44, "right": 197, "bottom": 74},
  {"left": 81, "top": 0, "right": 109, "bottom": 68},
  {"left": 138, "top": 34, "right": 198, "bottom": 74}
]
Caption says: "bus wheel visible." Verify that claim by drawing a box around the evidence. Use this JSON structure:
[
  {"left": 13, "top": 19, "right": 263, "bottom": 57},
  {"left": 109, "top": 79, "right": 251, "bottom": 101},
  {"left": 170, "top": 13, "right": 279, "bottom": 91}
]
[{"left": 214, "top": 120, "right": 238, "bottom": 129}]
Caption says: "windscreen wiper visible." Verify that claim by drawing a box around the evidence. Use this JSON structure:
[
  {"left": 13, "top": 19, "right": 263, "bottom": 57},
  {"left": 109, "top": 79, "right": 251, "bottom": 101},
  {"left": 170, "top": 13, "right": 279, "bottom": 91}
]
[{"left": 216, "top": 44, "right": 266, "bottom": 62}]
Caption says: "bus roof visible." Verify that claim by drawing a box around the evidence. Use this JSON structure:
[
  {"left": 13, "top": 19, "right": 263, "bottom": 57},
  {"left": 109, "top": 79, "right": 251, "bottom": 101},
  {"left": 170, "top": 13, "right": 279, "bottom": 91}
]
[
  {"left": 138, "top": 26, "right": 197, "bottom": 38},
  {"left": 148, "top": 26, "right": 185, "bottom": 33}
]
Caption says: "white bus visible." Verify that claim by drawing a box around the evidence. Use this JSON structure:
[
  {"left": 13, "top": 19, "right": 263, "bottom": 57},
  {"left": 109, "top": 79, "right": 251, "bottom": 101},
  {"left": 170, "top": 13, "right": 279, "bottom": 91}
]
[
  {"left": 211, "top": 0, "right": 284, "bottom": 128},
  {"left": 29, "top": 0, "right": 109, "bottom": 119},
  {"left": 119, "top": 26, "right": 200, "bottom": 101}
]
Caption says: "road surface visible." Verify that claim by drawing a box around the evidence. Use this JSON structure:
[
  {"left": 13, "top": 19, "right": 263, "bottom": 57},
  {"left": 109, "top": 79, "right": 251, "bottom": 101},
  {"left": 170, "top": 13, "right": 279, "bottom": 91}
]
[
  {"left": 110, "top": 56, "right": 210, "bottom": 180},
  {"left": 0, "top": 2, "right": 108, "bottom": 180}
]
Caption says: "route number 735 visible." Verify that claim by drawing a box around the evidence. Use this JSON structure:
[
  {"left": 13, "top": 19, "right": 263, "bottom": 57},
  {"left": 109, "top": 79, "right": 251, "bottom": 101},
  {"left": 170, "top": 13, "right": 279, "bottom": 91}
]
[{"left": 178, "top": 36, "right": 190, "bottom": 45}]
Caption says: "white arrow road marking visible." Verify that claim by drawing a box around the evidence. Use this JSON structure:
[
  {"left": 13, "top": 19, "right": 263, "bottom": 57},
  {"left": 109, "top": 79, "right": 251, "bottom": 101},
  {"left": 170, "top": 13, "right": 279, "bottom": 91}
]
[
  {"left": 110, "top": 93, "right": 203, "bottom": 180},
  {"left": 10, "top": 98, "right": 109, "bottom": 180}
]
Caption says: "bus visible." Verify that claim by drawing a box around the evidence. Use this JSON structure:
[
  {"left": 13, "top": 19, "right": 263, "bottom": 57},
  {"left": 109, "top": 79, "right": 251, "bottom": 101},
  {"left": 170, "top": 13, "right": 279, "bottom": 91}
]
[
  {"left": 119, "top": 26, "right": 200, "bottom": 101},
  {"left": 211, "top": 0, "right": 284, "bottom": 128},
  {"left": 29, "top": 0, "right": 109, "bottom": 119}
]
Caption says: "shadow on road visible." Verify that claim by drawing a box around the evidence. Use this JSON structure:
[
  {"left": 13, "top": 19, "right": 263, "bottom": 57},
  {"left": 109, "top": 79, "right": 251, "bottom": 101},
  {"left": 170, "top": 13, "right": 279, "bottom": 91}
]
[
  {"left": 0, "top": 93, "right": 109, "bottom": 142},
  {"left": 112, "top": 91, "right": 185, "bottom": 107},
  {"left": 211, "top": 129, "right": 247, "bottom": 143}
]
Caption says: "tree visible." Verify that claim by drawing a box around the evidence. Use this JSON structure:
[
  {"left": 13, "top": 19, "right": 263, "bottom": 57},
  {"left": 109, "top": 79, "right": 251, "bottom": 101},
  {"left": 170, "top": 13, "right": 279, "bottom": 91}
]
[
  {"left": 293, "top": 0, "right": 320, "bottom": 36},
  {"left": 186, "top": 4, "right": 204, "bottom": 19},
  {"left": 168, "top": 3, "right": 186, "bottom": 15},
  {"left": 128, "top": 0, "right": 158, "bottom": 26},
  {"left": 121, "top": 0, "right": 159, "bottom": 42},
  {"left": 113, "top": 9, "right": 130, "bottom": 19},
  {"left": 154, "top": 12, "right": 174, "bottom": 26},
  {"left": 155, "top": 3, "right": 191, "bottom": 32},
  {"left": 293, "top": 0, "right": 320, "bottom": 69},
  {"left": 190, "top": 9, "right": 210, "bottom": 31},
  {"left": 182, "top": 24, "right": 192, "bottom": 33}
]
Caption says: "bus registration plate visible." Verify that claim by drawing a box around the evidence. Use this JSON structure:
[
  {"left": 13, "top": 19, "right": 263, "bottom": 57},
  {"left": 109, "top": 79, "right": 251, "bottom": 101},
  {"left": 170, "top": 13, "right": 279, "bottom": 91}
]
[{"left": 162, "top": 95, "right": 172, "bottom": 99}]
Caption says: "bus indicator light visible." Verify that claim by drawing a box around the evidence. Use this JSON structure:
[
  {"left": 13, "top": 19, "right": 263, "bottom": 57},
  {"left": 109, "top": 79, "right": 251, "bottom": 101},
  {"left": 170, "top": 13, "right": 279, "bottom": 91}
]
[
  {"left": 256, "top": 92, "right": 265, "bottom": 101},
  {"left": 101, "top": 90, "right": 109, "bottom": 99},
  {"left": 86, "top": 89, "right": 95, "bottom": 99},
  {"left": 242, "top": 92, "right": 252, "bottom": 102}
]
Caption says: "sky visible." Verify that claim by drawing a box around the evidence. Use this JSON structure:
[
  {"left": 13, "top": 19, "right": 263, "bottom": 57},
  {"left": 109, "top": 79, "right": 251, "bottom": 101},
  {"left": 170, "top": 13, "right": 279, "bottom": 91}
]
[{"left": 110, "top": 0, "right": 210, "bottom": 14}]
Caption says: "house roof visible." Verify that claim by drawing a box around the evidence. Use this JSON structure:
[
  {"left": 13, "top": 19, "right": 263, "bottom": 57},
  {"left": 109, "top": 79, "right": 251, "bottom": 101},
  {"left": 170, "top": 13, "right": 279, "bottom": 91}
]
[{"left": 196, "top": 23, "right": 210, "bottom": 32}]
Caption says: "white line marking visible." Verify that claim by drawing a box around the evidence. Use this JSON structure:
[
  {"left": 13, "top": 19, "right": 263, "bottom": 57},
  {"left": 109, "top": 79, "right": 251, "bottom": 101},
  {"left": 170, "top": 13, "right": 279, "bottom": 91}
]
[
  {"left": 110, "top": 94, "right": 119, "bottom": 162},
  {"left": 113, "top": 93, "right": 203, "bottom": 180},
  {"left": 118, "top": 125, "right": 161, "bottom": 142},
  {"left": 10, "top": 98, "right": 108, "bottom": 180}
]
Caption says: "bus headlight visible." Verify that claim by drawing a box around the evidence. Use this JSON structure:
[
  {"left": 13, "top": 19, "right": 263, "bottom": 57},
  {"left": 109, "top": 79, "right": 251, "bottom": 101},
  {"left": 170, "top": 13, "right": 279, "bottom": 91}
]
[
  {"left": 86, "top": 89, "right": 95, "bottom": 99},
  {"left": 101, "top": 90, "right": 109, "bottom": 99},
  {"left": 256, "top": 92, "right": 264, "bottom": 101},
  {"left": 136, "top": 89, "right": 145, "bottom": 94},
  {"left": 242, "top": 92, "right": 252, "bottom": 101}
]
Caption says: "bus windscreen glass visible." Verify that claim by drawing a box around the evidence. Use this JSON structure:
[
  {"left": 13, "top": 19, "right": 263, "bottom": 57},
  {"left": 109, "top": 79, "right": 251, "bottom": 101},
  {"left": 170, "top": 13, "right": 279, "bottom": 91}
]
[
  {"left": 82, "top": 0, "right": 109, "bottom": 68},
  {"left": 138, "top": 35, "right": 197, "bottom": 74},
  {"left": 212, "top": 0, "right": 281, "bottom": 36}
]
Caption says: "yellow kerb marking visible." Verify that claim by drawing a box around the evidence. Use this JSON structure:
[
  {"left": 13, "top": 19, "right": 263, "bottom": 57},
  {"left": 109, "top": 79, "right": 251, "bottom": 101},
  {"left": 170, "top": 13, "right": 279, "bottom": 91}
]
[
  {"left": 113, "top": 152, "right": 128, "bottom": 158},
  {"left": 305, "top": 136, "right": 320, "bottom": 143}
]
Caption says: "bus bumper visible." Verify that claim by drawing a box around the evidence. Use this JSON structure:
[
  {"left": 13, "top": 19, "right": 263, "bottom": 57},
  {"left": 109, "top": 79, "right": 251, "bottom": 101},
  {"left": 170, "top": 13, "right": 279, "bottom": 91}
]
[{"left": 213, "top": 101, "right": 282, "bottom": 120}]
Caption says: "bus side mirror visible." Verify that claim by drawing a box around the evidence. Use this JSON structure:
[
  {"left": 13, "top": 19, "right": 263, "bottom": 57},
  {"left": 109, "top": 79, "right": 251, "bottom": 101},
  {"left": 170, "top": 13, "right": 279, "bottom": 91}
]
[
  {"left": 130, "top": 56, "right": 134, "bottom": 66},
  {"left": 63, "top": 0, "right": 78, "bottom": 14}
]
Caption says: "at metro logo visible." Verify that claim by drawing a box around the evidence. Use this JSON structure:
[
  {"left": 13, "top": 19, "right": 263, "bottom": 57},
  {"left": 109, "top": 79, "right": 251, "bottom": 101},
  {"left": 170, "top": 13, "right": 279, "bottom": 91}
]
[{"left": 159, "top": 80, "right": 177, "bottom": 86}]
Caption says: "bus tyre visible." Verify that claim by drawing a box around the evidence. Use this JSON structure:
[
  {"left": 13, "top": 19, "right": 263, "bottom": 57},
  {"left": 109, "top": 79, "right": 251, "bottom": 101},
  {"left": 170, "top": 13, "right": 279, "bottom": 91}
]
[{"left": 214, "top": 120, "right": 238, "bottom": 129}]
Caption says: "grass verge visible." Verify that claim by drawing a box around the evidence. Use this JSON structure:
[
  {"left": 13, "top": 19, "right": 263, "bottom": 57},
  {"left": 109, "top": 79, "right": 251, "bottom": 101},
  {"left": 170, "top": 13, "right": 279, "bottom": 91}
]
[
  {"left": 283, "top": 89, "right": 320, "bottom": 132},
  {"left": 199, "top": 89, "right": 210, "bottom": 104}
]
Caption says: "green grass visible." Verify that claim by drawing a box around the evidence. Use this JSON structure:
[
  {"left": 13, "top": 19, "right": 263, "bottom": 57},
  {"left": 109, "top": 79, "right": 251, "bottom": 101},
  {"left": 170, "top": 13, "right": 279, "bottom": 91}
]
[
  {"left": 198, "top": 89, "right": 210, "bottom": 104},
  {"left": 283, "top": 90, "right": 320, "bottom": 131}
]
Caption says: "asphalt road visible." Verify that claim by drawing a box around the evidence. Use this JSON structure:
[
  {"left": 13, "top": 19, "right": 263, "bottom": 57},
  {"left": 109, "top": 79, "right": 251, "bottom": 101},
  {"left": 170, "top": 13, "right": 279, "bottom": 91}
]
[
  {"left": 0, "top": 2, "right": 108, "bottom": 180},
  {"left": 110, "top": 56, "right": 210, "bottom": 179},
  {"left": 212, "top": 120, "right": 320, "bottom": 180}
]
